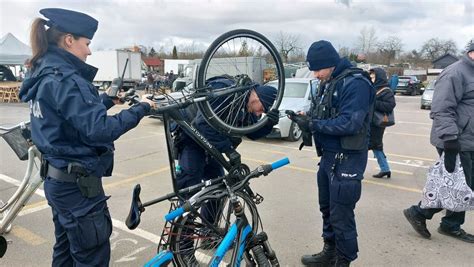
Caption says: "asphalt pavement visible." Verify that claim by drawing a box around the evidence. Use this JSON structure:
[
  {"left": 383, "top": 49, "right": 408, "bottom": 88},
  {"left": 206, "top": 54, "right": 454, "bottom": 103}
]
[{"left": 0, "top": 95, "right": 472, "bottom": 266}]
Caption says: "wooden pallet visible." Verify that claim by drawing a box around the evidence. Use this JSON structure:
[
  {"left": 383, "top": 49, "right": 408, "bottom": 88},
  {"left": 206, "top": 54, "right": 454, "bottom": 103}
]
[{"left": 0, "top": 82, "right": 21, "bottom": 103}]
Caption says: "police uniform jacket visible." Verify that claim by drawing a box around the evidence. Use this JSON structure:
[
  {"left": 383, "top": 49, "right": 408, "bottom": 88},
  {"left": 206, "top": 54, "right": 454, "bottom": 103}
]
[
  {"left": 311, "top": 58, "right": 375, "bottom": 153},
  {"left": 19, "top": 45, "right": 151, "bottom": 177}
]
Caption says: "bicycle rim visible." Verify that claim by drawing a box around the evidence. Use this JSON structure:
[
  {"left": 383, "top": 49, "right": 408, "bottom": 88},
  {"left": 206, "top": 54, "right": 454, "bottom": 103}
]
[
  {"left": 170, "top": 191, "right": 259, "bottom": 266},
  {"left": 196, "top": 29, "right": 285, "bottom": 135}
]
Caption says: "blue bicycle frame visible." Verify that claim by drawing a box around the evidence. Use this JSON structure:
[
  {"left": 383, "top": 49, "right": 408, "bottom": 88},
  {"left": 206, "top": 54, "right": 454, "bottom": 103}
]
[{"left": 146, "top": 157, "right": 289, "bottom": 267}]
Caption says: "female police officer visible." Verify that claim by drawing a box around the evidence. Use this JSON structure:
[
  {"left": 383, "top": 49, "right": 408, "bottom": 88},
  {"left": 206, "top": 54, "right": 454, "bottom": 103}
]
[{"left": 19, "top": 8, "right": 156, "bottom": 266}]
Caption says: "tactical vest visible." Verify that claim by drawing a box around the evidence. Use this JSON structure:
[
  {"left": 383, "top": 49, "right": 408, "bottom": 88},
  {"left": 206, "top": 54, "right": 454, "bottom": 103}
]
[{"left": 311, "top": 67, "right": 374, "bottom": 151}]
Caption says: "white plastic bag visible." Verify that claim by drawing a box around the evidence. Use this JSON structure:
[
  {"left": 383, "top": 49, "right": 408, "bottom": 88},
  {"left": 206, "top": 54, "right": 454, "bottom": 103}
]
[{"left": 420, "top": 153, "right": 474, "bottom": 212}]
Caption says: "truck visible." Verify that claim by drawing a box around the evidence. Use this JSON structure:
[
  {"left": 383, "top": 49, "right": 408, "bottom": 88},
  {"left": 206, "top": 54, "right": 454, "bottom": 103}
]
[
  {"left": 86, "top": 50, "right": 142, "bottom": 90},
  {"left": 172, "top": 57, "right": 267, "bottom": 91}
]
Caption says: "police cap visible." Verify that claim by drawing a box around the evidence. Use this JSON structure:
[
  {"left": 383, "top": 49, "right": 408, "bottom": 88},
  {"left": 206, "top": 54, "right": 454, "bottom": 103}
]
[{"left": 40, "top": 8, "right": 98, "bottom": 39}]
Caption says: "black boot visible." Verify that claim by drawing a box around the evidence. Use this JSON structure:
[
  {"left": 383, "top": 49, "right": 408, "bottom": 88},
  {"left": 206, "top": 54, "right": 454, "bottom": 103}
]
[
  {"left": 372, "top": 171, "right": 391, "bottom": 178},
  {"left": 403, "top": 208, "right": 431, "bottom": 238},
  {"left": 301, "top": 241, "right": 336, "bottom": 266},
  {"left": 334, "top": 254, "right": 351, "bottom": 267}
]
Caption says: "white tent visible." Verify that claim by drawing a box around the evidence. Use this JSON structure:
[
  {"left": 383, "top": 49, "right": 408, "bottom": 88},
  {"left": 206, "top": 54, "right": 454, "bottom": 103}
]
[{"left": 0, "top": 33, "right": 31, "bottom": 65}]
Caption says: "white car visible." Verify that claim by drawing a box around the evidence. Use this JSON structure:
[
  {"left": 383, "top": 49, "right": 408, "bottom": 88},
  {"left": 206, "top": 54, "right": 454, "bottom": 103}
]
[{"left": 266, "top": 78, "right": 319, "bottom": 141}]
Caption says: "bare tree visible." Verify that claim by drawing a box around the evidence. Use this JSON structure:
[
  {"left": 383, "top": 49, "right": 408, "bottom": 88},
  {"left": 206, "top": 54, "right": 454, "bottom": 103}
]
[
  {"left": 465, "top": 39, "right": 474, "bottom": 53},
  {"left": 399, "top": 49, "right": 430, "bottom": 69},
  {"left": 274, "top": 31, "right": 302, "bottom": 63},
  {"left": 440, "top": 39, "right": 458, "bottom": 55},
  {"left": 178, "top": 41, "right": 204, "bottom": 59},
  {"left": 421, "top": 38, "right": 457, "bottom": 61},
  {"left": 239, "top": 40, "right": 251, "bottom": 56},
  {"left": 356, "top": 26, "right": 377, "bottom": 55},
  {"left": 376, "top": 36, "right": 403, "bottom": 65}
]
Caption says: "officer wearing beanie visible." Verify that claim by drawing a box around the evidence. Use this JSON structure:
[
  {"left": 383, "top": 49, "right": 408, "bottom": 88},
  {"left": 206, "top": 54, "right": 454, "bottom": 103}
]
[
  {"left": 289, "top": 40, "right": 374, "bottom": 266},
  {"left": 19, "top": 8, "right": 156, "bottom": 266},
  {"left": 403, "top": 43, "right": 474, "bottom": 243}
]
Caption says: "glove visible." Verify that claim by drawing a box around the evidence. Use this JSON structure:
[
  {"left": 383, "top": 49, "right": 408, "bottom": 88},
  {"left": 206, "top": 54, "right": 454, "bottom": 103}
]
[
  {"left": 443, "top": 139, "right": 460, "bottom": 173},
  {"left": 265, "top": 109, "right": 280, "bottom": 126},
  {"left": 230, "top": 136, "right": 242, "bottom": 149},
  {"left": 225, "top": 149, "right": 241, "bottom": 167},
  {"left": 286, "top": 110, "right": 313, "bottom": 150},
  {"left": 286, "top": 110, "right": 310, "bottom": 133}
]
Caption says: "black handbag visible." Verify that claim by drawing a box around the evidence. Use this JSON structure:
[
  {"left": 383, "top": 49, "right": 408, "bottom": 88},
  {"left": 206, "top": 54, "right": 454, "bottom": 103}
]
[
  {"left": 373, "top": 110, "right": 395, "bottom": 127},
  {"left": 373, "top": 87, "right": 395, "bottom": 127}
]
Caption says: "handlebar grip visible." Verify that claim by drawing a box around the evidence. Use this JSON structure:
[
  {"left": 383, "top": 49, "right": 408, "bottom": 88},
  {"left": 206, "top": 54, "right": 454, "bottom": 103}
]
[
  {"left": 164, "top": 207, "right": 184, "bottom": 221},
  {"left": 270, "top": 157, "right": 290, "bottom": 170}
]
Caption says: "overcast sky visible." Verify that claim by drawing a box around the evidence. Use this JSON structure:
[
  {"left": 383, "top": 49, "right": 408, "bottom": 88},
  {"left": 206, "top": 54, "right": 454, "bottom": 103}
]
[{"left": 1, "top": 0, "right": 473, "bottom": 55}]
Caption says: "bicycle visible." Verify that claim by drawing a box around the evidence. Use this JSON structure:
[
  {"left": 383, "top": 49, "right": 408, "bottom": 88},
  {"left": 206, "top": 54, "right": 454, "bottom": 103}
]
[
  {"left": 125, "top": 29, "right": 286, "bottom": 265},
  {"left": 136, "top": 158, "right": 289, "bottom": 267},
  {"left": 0, "top": 122, "right": 39, "bottom": 258}
]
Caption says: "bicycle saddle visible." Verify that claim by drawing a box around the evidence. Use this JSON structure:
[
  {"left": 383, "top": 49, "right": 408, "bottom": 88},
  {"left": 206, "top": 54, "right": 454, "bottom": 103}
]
[
  {"left": 125, "top": 184, "right": 144, "bottom": 230},
  {"left": 0, "top": 235, "right": 6, "bottom": 258}
]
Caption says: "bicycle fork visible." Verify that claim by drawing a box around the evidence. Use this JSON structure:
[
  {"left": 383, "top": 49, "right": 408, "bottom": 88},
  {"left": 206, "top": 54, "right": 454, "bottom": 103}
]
[{"left": 247, "top": 231, "right": 279, "bottom": 266}]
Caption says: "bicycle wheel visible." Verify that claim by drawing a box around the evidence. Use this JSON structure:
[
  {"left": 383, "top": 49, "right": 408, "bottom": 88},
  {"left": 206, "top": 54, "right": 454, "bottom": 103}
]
[
  {"left": 196, "top": 29, "right": 285, "bottom": 135},
  {"left": 170, "top": 191, "right": 259, "bottom": 266}
]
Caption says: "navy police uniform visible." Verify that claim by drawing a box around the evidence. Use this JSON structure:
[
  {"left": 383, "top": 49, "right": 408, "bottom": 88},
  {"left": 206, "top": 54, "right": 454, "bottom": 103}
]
[
  {"left": 306, "top": 41, "right": 375, "bottom": 263},
  {"left": 19, "top": 8, "right": 151, "bottom": 266}
]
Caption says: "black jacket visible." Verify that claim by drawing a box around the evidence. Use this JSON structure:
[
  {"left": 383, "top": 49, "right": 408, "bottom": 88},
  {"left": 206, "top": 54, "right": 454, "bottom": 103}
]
[{"left": 369, "top": 68, "right": 396, "bottom": 150}]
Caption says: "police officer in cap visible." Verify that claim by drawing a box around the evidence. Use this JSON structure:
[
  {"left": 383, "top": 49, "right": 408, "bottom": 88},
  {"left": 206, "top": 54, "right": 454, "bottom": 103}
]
[
  {"left": 19, "top": 8, "right": 156, "bottom": 266},
  {"left": 290, "top": 40, "right": 374, "bottom": 266}
]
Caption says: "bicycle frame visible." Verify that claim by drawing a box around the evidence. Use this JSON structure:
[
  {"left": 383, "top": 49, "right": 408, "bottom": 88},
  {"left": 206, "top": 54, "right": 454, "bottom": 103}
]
[
  {"left": 155, "top": 158, "right": 288, "bottom": 267},
  {"left": 210, "top": 203, "right": 254, "bottom": 266},
  {"left": 0, "top": 145, "right": 42, "bottom": 234},
  {"left": 145, "top": 200, "right": 254, "bottom": 267}
]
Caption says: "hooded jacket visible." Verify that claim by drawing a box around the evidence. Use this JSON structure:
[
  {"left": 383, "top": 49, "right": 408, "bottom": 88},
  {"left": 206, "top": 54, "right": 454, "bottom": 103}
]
[
  {"left": 19, "top": 46, "right": 150, "bottom": 177},
  {"left": 368, "top": 68, "right": 396, "bottom": 150},
  {"left": 430, "top": 53, "right": 474, "bottom": 151}
]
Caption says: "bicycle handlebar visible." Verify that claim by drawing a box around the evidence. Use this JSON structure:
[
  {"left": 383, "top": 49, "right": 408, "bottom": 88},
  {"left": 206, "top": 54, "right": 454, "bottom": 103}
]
[
  {"left": 271, "top": 157, "right": 290, "bottom": 170},
  {"left": 0, "top": 121, "right": 30, "bottom": 134},
  {"left": 150, "top": 84, "right": 255, "bottom": 115},
  {"left": 164, "top": 157, "right": 290, "bottom": 222}
]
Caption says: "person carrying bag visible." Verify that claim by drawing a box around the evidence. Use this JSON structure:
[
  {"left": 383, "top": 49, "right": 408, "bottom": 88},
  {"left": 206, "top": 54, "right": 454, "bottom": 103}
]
[
  {"left": 421, "top": 153, "right": 474, "bottom": 212},
  {"left": 368, "top": 68, "right": 396, "bottom": 179}
]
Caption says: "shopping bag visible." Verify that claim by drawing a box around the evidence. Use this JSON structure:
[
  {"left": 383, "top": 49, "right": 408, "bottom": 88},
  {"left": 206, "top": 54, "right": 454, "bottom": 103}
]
[{"left": 420, "top": 153, "right": 474, "bottom": 212}]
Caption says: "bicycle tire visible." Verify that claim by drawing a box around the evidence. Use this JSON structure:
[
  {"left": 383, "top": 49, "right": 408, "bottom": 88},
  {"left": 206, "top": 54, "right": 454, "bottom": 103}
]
[
  {"left": 170, "top": 191, "right": 259, "bottom": 266},
  {"left": 251, "top": 245, "right": 271, "bottom": 267},
  {"left": 196, "top": 29, "right": 285, "bottom": 135}
]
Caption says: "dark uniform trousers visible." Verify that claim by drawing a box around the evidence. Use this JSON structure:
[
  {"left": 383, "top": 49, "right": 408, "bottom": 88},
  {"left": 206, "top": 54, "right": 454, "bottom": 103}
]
[
  {"left": 317, "top": 151, "right": 367, "bottom": 262},
  {"left": 413, "top": 151, "right": 474, "bottom": 231},
  {"left": 44, "top": 177, "right": 112, "bottom": 267},
  {"left": 177, "top": 143, "right": 225, "bottom": 223}
]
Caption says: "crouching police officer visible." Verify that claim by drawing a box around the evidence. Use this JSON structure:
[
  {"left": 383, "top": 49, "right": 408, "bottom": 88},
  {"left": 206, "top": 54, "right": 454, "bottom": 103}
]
[
  {"left": 290, "top": 41, "right": 374, "bottom": 266},
  {"left": 19, "top": 8, "right": 156, "bottom": 266}
]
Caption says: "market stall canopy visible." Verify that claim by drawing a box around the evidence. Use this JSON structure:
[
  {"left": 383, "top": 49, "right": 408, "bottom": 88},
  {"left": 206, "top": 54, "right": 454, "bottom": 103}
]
[{"left": 0, "top": 33, "right": 31, "bottom": 65}]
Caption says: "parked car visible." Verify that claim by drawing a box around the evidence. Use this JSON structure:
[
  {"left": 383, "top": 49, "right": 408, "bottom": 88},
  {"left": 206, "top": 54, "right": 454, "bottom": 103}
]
[
  {"left": 265, "top": 78, "right": 319, "bottom": 141},
  {"left": 395, "top": 75, "right": 422, "bottom": 95},
  {"left": 420, "top": 80, "right": 436, "bottom": 109}
]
